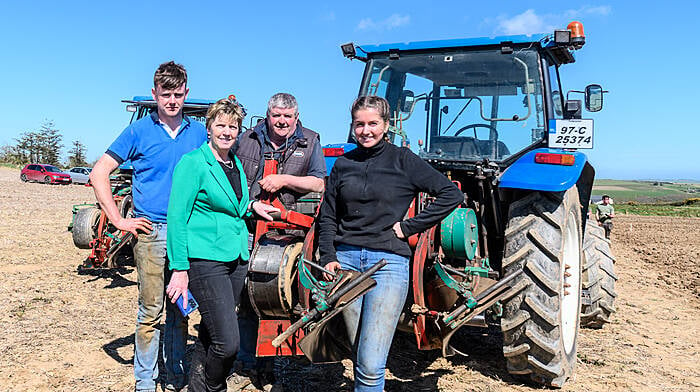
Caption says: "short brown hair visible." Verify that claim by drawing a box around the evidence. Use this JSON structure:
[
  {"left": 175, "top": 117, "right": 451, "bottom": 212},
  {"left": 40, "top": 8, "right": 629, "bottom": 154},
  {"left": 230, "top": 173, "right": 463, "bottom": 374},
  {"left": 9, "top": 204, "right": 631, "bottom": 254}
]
[
  {"left": 206, "top": 98, "right": 245, "bottom": 130},
  {"left": 351, "top": 95, "right": 390, "bottom": 123},
  {"left": 153, "top": 61, "right": 187, "bottom": 90}
]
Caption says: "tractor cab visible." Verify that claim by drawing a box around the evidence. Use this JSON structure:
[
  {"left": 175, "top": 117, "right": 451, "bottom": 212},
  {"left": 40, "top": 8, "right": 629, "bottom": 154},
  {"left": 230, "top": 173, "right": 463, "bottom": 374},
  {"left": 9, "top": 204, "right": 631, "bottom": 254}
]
[
  {"left": 339, "top": 22, "right": 604, "bottom": 171},
  {"left": 122, "top": 96, "right": 214, "bottom": 124}
]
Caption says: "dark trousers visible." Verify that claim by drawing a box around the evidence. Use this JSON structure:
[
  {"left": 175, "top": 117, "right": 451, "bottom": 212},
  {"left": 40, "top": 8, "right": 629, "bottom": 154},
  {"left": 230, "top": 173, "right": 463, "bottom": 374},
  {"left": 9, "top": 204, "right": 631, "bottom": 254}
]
[
  {"left": 188, "top": 259, "right": 247, "bottom": 392},
  {"left": 601, "top": 220, "right": 613, "bottom": 239}
]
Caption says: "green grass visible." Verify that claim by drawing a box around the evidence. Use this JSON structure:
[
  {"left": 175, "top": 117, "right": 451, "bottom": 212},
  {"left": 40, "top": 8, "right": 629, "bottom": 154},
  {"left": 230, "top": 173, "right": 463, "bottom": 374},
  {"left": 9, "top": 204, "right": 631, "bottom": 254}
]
[
  {"left": 593, "top": 179, "right": 700, "bottom": 203},
  {"left": 615, "top": 204, "right": 700, "bottom": 218},
  {"left": 591, "top": 199, "right": 700, "bottom": 218}
]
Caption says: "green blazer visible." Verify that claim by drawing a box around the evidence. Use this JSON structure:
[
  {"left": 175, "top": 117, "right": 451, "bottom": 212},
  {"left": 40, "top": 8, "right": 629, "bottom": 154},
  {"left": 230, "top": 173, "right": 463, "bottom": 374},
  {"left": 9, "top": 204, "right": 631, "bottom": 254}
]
[{"left": 167, "top": 142, "right": 251, "bottom": 270}]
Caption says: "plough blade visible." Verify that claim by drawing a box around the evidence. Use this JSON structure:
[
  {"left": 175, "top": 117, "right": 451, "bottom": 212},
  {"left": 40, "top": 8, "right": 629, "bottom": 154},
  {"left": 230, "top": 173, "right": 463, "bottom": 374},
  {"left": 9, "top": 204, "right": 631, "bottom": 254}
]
[
  {"left": 272, "top": 259, "right": 387, "bottom": 350},
  {"left": 441, "top": 269, "right": 525, "bottom": 357}
]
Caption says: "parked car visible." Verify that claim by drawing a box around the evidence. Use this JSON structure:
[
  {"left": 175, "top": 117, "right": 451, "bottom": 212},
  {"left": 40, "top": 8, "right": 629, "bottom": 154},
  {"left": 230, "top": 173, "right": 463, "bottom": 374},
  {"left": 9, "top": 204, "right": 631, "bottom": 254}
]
[
  {"left": 20, "top": 164, "right": 72, "bottom": 184},
  {"left": 67, "top": 167, "right": 92, "bottom": 185}
]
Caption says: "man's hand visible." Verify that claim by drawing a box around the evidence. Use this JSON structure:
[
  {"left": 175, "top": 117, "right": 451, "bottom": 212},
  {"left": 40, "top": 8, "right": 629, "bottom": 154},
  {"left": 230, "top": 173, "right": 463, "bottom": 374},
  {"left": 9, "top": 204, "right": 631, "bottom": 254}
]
[
  {"left": 258, "top": 174, "right": 287, "bottom": 193},
  {"left": 392, "top": 222, "right": 405, "bottom": 239},
  {"left": 324, "top": 261, "right": 341, "bottom": 281},
  {"left": 167, "top": 270, "right": 189, "bottom": 304},
  {"left": 251, "top": 201, "right": 280, "bottom": 221},
  {"left": 114, "top": 216, "right": 153, "bottom": 237}
]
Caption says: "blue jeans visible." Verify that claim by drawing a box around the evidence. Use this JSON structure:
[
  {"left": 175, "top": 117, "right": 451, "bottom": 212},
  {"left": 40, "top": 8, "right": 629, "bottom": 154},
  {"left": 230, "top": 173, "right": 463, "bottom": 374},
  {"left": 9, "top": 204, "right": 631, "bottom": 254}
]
[
  {"left": 236, "top": 298, "right": 260, "bottom": 371},
  {"left": 132, "top": 223, "right": 188, "bottom": 391},
  {"left": 336, "top": 244, "right": 409, "bottom": 392}
]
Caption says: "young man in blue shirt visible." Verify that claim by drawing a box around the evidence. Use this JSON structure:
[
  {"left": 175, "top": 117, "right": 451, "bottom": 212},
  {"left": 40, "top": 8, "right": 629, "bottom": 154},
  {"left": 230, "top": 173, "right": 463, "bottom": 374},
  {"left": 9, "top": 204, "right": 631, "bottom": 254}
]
[{"left": 90, "top": 61, "right": 207, "bottom": 392}]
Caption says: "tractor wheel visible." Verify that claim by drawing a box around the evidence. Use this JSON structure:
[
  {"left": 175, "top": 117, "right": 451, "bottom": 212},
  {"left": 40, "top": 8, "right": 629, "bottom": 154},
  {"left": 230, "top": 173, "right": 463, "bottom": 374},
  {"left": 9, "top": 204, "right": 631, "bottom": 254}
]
[
  {"left": 20, "top": 174, "right": 27, "bottom": 182},
  {"left": 500, "top": 187, "right": 583, "bottom": 388},
  {"left": 580, "top": 222, "right": 617, "bottom": 328},
  {"left": 44, "top": 175, "right": 52, "bottom": 184},
  {"left": 118, "top": 194, "right": 133, "bottom": 219},
  {"left": 72, "top": 207, "right": 101, "bottom": 249}
]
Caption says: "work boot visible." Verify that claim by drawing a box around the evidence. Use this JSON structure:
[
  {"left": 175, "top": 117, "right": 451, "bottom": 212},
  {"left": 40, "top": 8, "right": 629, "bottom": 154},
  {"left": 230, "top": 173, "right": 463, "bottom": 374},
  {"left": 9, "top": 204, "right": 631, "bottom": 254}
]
[
  {"left": 163, "top": 384, "right": 187, "bottom": 392},
  {"left": 227, "top": 363, "right": 256, "bottom": 392}
]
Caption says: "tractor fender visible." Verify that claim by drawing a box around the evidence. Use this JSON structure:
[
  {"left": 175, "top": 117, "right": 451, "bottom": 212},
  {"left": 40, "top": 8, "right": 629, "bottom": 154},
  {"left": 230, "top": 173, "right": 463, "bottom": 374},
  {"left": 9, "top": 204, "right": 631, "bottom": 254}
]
[
  {"left": 323, "top": 143, "right": 356, "bottom": 174},
  {"left": 499, "top": 148, "right": 588, "bottom": 192}
]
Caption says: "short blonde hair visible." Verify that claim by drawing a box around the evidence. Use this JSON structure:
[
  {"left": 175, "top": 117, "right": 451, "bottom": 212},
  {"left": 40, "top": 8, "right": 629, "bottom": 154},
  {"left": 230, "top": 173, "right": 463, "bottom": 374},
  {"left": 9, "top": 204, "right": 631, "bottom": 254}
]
[{"left": 206, "top": 98, "right": 245, "bottom": 130}]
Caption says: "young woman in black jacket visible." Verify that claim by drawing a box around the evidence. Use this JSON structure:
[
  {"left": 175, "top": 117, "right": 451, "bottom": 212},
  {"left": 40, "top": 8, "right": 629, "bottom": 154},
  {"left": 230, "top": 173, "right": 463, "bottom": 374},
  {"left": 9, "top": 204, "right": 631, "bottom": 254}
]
[{"left": 317, "top": 96, "right": 463, "bottom": 391}]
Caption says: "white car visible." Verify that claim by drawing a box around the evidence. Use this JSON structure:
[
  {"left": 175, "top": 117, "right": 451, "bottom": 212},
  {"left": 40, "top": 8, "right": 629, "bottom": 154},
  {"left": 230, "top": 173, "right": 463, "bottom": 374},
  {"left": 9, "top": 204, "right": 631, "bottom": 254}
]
[{"left": 67, "top": 167, "right": 92, "bottom": 185}]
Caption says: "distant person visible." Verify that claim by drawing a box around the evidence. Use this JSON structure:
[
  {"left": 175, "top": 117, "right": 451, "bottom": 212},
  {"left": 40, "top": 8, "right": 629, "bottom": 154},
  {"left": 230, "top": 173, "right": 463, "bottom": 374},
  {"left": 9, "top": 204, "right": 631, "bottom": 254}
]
[
  {"left": 90, "top": 61, "right": 206, "bottom": 392},
  {"left": 596, "top": 194, "right": 615, "bottom": 239},
  {"left": 165, "top": 98, "right": 277, "bottom": 392},
  {"left": 317, "top": 96, "right": 463, "bottom": 391}
]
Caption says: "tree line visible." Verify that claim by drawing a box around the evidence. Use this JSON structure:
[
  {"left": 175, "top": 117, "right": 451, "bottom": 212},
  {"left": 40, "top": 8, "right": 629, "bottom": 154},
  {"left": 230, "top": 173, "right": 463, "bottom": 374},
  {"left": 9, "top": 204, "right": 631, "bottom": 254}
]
[{"left": 0, "top": 120, "right": 89, "bottom": 168}]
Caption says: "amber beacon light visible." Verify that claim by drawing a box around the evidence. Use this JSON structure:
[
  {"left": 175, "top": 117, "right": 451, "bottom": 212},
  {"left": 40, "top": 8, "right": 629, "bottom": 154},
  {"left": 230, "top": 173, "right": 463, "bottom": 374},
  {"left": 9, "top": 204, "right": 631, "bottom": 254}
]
[{"left": 567, "top": 21, "right": 585, "bottom": 49}]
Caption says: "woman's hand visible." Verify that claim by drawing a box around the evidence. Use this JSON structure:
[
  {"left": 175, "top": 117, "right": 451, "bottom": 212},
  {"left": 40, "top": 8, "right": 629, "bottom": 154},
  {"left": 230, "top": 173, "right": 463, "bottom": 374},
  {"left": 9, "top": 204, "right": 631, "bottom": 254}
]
[
  {"left": 167, "top": 270, "right": 189, "bottom": 304},
  {"left": 324, "top": 261, "right": 341, "bottom": 281},
  {"left": 251, "top": 201, "right": 280, "bottom": 221},
  {"left": 392, "top": 222, "right": 405, "bottom": 239}
]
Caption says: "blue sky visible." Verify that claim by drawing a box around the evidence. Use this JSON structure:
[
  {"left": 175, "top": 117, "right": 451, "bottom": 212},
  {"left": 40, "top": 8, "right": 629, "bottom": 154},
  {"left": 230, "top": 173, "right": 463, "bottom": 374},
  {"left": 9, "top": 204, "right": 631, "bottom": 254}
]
[{"left": 0, "top": 1, "right": 697, "bottom": 180}]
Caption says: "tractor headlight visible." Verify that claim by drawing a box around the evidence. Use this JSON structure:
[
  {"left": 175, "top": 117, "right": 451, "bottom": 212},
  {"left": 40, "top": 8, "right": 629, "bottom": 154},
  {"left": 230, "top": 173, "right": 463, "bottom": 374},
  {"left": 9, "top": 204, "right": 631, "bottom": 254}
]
[{"left": 340, "top": 42, "right": 356, "bottom": 58}]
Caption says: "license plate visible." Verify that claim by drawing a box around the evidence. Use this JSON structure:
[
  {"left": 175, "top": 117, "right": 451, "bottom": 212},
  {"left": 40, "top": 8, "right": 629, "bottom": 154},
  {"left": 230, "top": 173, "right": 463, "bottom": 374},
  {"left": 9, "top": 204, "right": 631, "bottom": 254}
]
[{"left": 548, "top": 119, "right": 593, "bottom": 149}]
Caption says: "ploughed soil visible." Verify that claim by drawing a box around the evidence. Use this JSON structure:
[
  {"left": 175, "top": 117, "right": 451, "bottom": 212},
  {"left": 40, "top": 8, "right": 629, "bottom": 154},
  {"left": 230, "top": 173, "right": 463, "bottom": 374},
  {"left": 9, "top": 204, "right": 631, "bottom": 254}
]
[{"left": 0, "top": 166, "right": 698, "bottom": 391}]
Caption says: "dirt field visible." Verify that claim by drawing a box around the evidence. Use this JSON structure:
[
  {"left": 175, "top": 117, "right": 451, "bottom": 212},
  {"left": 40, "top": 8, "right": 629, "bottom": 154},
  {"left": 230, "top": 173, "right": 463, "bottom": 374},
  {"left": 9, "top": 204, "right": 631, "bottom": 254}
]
[{"left": 0, "top": 166, "right": 698, "bottom": 392}]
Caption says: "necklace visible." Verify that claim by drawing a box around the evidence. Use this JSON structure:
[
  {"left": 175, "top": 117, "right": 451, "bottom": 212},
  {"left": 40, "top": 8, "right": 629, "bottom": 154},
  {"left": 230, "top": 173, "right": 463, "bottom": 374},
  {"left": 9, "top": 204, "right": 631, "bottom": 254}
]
[{"left": 221, "top": 160, "right": 234, "bottom": 169}]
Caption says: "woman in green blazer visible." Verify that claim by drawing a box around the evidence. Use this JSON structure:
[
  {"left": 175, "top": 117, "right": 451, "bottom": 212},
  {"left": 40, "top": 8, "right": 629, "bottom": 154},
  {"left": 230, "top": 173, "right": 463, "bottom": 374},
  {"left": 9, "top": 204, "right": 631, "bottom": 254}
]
[{"left": 165, "top": 98, "right": 277, "bottom": 392}]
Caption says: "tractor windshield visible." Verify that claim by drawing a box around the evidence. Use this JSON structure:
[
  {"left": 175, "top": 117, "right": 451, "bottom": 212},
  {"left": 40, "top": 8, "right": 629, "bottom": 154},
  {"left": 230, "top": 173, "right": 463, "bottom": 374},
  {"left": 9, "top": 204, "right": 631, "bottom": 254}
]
[{"left": 360, "top": 47, "right": 545, "bottom": 162}]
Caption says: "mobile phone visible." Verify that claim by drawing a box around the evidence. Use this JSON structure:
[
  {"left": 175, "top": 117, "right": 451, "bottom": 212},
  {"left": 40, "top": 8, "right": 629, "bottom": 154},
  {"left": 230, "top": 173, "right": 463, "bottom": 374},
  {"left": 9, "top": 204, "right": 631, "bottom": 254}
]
[{"left": 175, "top": 290, "right": 199, "bottom": 317}]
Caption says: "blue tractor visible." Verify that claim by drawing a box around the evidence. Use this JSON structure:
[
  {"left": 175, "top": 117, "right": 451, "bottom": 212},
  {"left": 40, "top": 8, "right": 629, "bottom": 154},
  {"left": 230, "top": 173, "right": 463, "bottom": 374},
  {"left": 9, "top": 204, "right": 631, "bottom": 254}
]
[{"left": 320, "top": 21, "right": 617, "bottom": 387}]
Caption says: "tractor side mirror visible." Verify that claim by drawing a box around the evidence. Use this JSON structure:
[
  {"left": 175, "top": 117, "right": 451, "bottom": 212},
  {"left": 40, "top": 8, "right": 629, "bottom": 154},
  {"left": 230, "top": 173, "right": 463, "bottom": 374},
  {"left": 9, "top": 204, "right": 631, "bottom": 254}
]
[
  {"left": 399, "top": 90, "right": 415, "bottom": 113},
  {"left": 585, "top": 84, "right": 603, "bottom": 112}
]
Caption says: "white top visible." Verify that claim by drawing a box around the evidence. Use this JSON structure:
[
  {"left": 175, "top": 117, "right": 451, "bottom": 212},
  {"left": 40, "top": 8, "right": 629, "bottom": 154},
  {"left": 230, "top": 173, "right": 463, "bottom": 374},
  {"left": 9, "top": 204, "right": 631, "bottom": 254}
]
[{"left": 159, "top": 120, "right": 181, "bottom": 139}]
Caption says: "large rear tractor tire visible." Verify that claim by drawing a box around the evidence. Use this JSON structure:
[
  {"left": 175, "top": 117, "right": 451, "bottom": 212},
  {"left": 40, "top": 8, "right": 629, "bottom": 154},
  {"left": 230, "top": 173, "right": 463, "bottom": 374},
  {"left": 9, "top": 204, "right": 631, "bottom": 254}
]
[
  {"left": 580, "top": 222, "right": 618, "bottom": 328},
  {"left": 72, "top": 207, "right": 101, "bottom": 249},
  {"left": 500, "top": 187, "right": 583, "bottom": 388}
]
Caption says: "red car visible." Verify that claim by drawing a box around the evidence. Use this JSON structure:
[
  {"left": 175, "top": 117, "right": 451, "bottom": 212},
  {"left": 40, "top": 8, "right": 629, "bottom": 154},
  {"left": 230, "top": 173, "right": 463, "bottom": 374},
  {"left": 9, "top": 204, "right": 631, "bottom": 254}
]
[{"left": 20, "top": 164, "right": 72, "bottom": 184}]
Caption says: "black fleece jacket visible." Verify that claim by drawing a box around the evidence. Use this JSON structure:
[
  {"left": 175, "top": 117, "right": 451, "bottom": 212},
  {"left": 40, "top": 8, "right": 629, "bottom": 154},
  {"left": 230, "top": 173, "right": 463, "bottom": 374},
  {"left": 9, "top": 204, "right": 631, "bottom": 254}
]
[{"left": 318, "top": 140, "right": 463, "bottom": 265}]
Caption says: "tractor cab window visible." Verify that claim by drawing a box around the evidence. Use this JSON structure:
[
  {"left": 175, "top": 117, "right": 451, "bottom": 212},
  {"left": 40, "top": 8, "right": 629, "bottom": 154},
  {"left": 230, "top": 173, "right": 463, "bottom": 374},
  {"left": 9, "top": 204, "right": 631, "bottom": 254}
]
[
  {"left": 361, "top": 48, "right": 545, "bottom": 162},
  {"left": 548, "top": 63, "right": 564, "bottom": 120}
]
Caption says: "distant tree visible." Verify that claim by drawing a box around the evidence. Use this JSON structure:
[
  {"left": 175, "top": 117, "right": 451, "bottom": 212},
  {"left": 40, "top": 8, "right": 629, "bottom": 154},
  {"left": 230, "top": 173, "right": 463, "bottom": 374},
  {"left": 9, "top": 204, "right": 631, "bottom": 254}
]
[
  {"left": 2, "top": 121, "right": 64, "bottom": 166},
  {"left": 11, "top": 131, "right": 39, "bottom": 164},
  {"left": 36, "top": 121, "right": 63, "bottom": 166},
  {"left": 0, "top": 144, "right": 25, "bottom": 166},
  {"left": 67, "top": 140, "right": 88, "bottom": 167},
  {"left": 0, "top": 121, "right": 65, "bottom": 166}
]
